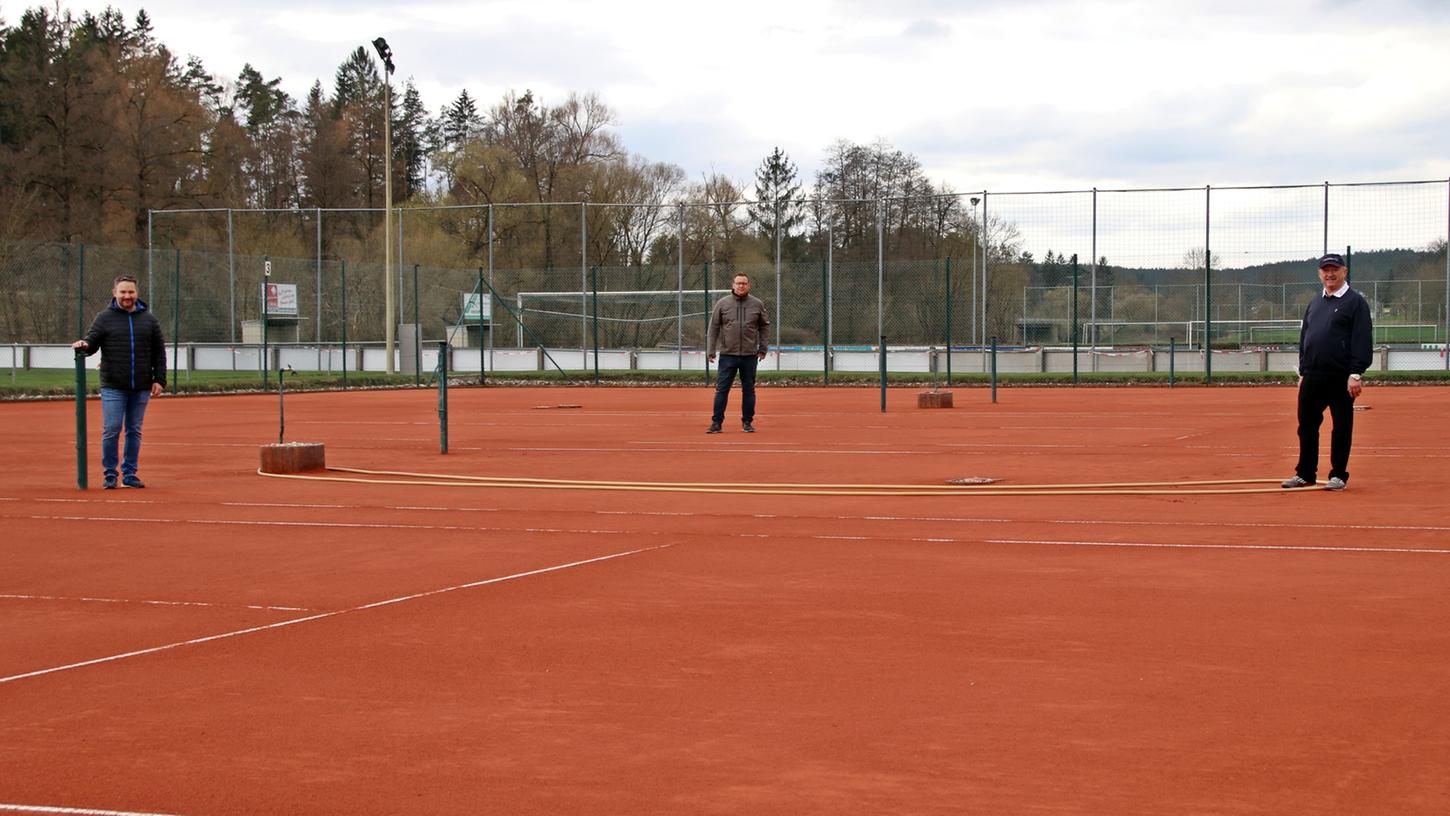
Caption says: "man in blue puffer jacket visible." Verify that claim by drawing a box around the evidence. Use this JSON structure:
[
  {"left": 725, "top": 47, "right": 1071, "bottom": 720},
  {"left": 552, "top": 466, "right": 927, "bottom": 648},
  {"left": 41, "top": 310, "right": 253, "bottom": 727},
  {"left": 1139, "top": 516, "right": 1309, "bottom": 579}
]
[{"left": 72, "top": 275, "right": 167, "bottom": 489}]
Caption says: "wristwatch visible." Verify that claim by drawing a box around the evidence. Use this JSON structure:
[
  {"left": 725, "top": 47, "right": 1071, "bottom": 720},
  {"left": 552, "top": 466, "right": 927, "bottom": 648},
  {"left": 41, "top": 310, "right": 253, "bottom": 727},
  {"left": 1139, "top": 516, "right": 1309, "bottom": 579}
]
[{"left": 1349, "top": 374, "right": 1362, "bottom": 381}]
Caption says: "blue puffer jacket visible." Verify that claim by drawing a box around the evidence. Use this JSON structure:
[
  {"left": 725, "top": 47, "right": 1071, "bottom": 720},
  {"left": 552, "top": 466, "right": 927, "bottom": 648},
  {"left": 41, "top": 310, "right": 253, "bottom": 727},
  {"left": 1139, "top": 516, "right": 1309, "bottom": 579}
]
[{"left": 81, "top": 299, "right": 168, "bottom": 390}]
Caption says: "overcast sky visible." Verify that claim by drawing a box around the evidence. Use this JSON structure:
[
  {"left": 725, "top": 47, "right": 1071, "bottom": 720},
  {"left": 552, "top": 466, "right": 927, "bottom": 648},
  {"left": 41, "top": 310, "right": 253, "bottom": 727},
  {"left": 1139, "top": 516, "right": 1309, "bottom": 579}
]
[{"left": 34, "top": 0, "right": 1450, "bottom": 194}]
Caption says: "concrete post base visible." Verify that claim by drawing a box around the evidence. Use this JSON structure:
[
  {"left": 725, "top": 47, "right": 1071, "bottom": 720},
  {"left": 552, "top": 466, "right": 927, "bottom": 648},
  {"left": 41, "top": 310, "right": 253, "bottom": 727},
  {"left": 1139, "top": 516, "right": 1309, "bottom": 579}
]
[
  {"left": 260, "top": 442, "right": 326, "bottom": 474},
  {"left": 917, "top": 391, "right": 954, "bottom": 409}
]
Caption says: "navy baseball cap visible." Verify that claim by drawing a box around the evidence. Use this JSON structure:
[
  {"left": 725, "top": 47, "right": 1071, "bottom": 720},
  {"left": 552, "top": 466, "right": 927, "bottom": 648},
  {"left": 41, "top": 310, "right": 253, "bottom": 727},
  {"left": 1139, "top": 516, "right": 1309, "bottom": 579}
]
[{"left": 1317, "top": 253, "right": 1347, "bottom": 269}]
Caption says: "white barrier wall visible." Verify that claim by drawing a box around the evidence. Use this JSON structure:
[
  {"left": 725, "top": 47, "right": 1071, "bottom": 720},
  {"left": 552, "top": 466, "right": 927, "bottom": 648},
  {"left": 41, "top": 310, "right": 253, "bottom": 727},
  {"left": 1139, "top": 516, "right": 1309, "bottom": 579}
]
[
  {"left": 13, "top": 343, "right": 1440, "bottom": 375},
  {"left": 30, "top": 345, "right": 100, "bottom": 369},
  {"left": 636, "top": 350, "right": 714, "bottom": 370},
  {"left": 489, "top": 349, "right": 543, "bottom": 371}
]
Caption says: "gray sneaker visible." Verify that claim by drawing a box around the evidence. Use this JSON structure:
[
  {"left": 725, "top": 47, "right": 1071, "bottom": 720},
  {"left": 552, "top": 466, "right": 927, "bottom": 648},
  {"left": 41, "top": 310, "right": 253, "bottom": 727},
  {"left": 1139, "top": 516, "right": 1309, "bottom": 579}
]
[
  {"left": 1281, "top": 475, "right": 1313, "bottom": 488},
  {"left": 1325, "top": 477, "right": 1347, "bottom": 491},
  {"left": 706, "top": 422, "right": 722, "bottom": 434}
]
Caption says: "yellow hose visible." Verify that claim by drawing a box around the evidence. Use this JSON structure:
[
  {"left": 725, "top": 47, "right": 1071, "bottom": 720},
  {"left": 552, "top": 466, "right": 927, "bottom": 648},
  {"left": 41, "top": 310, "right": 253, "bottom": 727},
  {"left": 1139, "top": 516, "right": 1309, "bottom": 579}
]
[{"left": 257, "top": 466, "right": 1322, "bottom": 497}]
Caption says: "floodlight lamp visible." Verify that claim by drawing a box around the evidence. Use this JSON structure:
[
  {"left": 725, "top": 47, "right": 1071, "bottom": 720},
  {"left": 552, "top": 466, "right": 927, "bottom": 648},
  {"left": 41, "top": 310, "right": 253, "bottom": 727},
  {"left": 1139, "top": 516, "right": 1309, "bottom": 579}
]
[
  {"left": 970, "top": 197, "right": 980, "bottom": 206},
  {"left": 372, "top": 37, "right": 395, "bottom": 74}
]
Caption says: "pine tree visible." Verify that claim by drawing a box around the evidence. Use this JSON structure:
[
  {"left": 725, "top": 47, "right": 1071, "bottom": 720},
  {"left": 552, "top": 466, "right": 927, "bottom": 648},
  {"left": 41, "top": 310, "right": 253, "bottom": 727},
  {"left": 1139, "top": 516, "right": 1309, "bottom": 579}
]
[
  {"left": 397, "top": 79, "right": 429, "bottom": 198},
  {"left": 440, "top": 89, "right": 482, "bottom": 151},
  {"left": 747, "top": 146, "right": 803, "bottom": 240}
]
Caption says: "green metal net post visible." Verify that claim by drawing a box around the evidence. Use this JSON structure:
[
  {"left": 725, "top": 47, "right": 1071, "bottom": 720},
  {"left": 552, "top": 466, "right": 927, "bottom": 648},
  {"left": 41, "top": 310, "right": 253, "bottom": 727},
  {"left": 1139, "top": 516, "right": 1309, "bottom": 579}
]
[
  {"left": 74, "top": 350, "right": 88, "bottom": 490},
  {"left": 990, "top": 336, "right": 999, "bottom": 404},
  {"left": 878, "top": 335, "right": 887, "bottom": 413},
  {"left": 437, "top": 341, "right": 449, "bottom": 454}
]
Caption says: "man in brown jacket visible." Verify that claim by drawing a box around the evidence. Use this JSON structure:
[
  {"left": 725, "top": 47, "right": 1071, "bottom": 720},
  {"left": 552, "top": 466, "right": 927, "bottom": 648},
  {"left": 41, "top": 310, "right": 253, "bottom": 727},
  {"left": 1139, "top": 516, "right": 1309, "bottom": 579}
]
[{"left": 706, "top": 273, "right": 770, "bottom": 433}]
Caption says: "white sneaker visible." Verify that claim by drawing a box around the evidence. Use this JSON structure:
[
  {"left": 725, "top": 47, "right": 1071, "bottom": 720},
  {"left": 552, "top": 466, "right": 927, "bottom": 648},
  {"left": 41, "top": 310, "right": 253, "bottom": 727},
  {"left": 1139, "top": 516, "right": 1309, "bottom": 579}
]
[
  {"left": 1325, "top": 477, "right": 1347, "bottom": 491},
  {"left": 1281, "top": 475, "right": 1313, "bottom": 488}
]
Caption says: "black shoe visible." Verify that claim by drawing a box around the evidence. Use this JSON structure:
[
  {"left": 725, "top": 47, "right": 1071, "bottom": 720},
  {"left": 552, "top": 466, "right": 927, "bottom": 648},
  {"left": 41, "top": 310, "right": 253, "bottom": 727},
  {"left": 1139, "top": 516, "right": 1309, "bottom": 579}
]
[
  {"left": 122, "top": 474, "right": 145, "bottom": 488},
  {"left": 706, "top": 422, "right": 722, "bottom": 434},
  {"left": 103, "top": 476, "right": 117, "bottom": 490},
  {"left": 742, "top": 421, "right": 755, "bottom": 433}
]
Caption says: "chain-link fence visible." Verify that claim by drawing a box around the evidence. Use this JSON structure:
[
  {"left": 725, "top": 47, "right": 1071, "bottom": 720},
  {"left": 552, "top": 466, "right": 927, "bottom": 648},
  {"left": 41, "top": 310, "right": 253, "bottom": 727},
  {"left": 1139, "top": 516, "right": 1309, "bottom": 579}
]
[{"left": 5, "top": 180, "right": 1448, "bottom": 374}]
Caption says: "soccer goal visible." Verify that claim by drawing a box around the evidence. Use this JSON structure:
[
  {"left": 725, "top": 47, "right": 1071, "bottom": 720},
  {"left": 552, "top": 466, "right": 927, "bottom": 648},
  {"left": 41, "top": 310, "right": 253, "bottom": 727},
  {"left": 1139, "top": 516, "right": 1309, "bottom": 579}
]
[{"left": 513, "top": 289, "right": 733, "bottom": 349}]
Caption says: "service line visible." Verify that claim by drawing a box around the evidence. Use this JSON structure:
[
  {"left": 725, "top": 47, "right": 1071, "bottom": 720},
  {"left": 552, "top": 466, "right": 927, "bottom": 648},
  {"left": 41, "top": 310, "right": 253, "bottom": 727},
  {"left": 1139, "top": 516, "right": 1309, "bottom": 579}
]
[
  {"left": 0, "top": 544, "right": 670, "bottom": 687},
  {"left": 0, "top": 594, "right": 312, "bottom": 612},
  {"left": 0, "top": 803, "right": 185, "bottom": 816},
  {"left": 987, "top": 538, "right": 1450, "bottom": 555}
]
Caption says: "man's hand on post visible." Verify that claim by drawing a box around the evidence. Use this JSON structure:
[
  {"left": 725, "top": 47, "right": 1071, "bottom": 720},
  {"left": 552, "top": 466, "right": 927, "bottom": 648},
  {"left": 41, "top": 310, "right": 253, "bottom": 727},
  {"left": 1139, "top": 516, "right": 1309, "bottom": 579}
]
[{"left": 71, "top": 340, "right": 87, "bottom": 350}]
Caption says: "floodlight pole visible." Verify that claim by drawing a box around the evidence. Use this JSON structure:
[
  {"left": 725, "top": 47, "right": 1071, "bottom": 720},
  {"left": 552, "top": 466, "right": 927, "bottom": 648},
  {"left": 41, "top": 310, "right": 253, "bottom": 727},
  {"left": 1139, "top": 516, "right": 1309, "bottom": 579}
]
[{"left": 373, "top": 38, "right": 396, "bottom": 374}]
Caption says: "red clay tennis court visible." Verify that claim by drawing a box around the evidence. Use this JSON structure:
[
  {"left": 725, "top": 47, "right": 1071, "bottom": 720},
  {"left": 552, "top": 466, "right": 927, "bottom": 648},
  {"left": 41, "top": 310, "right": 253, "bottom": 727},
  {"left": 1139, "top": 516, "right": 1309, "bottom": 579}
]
[{"left": 3, "top": 384, "right": 1449, "bottom": 815}]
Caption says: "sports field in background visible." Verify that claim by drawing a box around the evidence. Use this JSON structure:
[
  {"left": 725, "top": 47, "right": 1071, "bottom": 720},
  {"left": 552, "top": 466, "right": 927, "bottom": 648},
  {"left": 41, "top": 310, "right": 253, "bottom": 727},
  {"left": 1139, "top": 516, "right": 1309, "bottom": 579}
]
[{"left": 3, "top": 385, "right": 1449, "bottom": 815}]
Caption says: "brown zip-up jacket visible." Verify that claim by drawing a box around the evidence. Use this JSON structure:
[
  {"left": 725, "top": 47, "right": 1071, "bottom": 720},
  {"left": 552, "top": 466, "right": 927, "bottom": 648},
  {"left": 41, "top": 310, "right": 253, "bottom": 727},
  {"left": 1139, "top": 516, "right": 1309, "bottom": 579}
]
[{"left": 707, "top": 293, "right": 770, "bottom": 357}]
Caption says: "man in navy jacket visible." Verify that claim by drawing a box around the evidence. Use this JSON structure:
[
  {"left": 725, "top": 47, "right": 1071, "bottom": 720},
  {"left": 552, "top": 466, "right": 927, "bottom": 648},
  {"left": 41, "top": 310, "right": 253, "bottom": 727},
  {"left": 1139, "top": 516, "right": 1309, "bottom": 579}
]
[
  {"left": 73, "top": 275, "right": 167, "bottom": 489},
  {"left": 1282, "top": 253, "right": 1372, "bottom": 491}
]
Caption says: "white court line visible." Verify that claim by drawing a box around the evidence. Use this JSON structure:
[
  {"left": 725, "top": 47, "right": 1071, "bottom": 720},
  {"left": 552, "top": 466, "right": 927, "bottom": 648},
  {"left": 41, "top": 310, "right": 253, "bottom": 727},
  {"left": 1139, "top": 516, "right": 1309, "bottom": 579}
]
[
  {"left": 987, "top": 538, "right": 1450, "bottom": 555},
  {"left": 8, "top": 499, "right": 1449, "bottom": 536},
  {"left": 509, "top": 446, "right": 942, "bottom": 455},
  {"left": 0, "top": 804, "right": 185, "bottom": 816},
  {"left": 940, "top": 443, "right": 1087, "bottom": 449},
  {"left": 222, "top": 501, "right": 352, "bottom": 509},
  {"left": 17, "top": 514, "right": 639, "bottom": 537},
  {"left": 0, "top": 594, "right": 312, "bottom": 612},
  {"left": 630, "top": 440, "right": 802, "bottom": 447},
  {"left": 12, "top": 502, "right": 1450, "bottom": 537},
  {"left": 860, "top": 514, "right": 1450, "bottom": 534},
  {"left": 34, "top": 498, "right": 158, "bottom": 505},
  {"left": 0, "top": 544, "right": 670, "bottom": 686}
]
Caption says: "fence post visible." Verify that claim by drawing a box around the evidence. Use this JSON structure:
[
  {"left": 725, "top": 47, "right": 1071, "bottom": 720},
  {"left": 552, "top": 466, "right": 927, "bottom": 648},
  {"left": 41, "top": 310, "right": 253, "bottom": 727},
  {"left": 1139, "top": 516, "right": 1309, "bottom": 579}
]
[
  {"left": 173, "top": 249, "right": 181, "bottom": 382},
  {"left": 1204, "top": 185, "right": 1213, "bottom": 384},
  {"left": 413, "top": 262, "right": 421, "bottom": 387},
  {"left": 262, "top": 256, "right": 271, "bottom": 390},
  {"left": 945, "top": 256, "right": 953, "bottom": 386},
  {"left": 591, "top": 265, "right": 600, "bottom": 386},
  {"left": 703, "top": 260, "right": 712, "bottom": 384},
  {"left": 487, "top": 265, "right": 493, "bottom": 385},
  {"left": 340, "top": 259, "right": 348, "bottom": 389},
  {"left": 77, "top": 244, "right": 85, "bottom": 338},
  {"left": 1072, "top": 254, "right": 1080, "bottom": 386},
  {"left": 1169, "top": 337, "right": 1176, "bottom": 387},
  {"left": 227, "top": 209, "right": 236, "bottom": 344},
  {"left": 822, "top": 259, "right": 830, "bottom": 385}
]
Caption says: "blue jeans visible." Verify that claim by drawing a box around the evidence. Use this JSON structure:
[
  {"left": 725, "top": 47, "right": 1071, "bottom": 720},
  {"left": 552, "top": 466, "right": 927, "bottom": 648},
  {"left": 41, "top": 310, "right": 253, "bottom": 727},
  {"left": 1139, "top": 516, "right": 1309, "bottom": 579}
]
[
  {"left": 712, "top": 354, "right": 758, "bottom": 423},
  {"left": 100, "top": 387, "right": 152, "bottom": 478}
]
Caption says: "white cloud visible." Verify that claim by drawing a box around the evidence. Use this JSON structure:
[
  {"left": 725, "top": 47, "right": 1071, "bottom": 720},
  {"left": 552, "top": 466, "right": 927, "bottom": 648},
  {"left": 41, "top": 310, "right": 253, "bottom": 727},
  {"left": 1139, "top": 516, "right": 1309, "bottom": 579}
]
[{"left": 45, "top": 0, "right": 1450, "bottom": 191}]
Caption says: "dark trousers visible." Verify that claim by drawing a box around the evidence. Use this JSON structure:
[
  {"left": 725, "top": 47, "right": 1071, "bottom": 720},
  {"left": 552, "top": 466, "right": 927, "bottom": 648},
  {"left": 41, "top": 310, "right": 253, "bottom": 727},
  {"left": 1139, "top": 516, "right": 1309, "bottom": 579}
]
[
  {"left": 712, "top": 354, "right": 758, "bottom": 423},
  {"left": 1295, "top": 373, "right": 1356, "bottom": 483}
]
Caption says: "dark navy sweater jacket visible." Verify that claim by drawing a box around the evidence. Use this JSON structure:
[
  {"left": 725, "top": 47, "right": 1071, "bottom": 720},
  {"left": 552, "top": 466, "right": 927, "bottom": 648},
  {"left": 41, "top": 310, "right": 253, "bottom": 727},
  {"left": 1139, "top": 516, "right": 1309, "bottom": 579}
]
[
  {"left": 81, "top": 299, "right": 168, "bottom": 391},
  {"left": 1298, "top": 287, "right": 1372, "bottom": 377}
]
